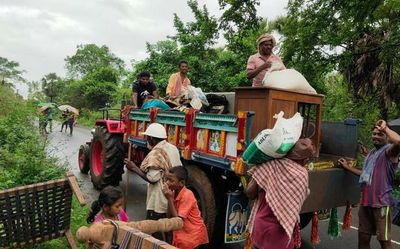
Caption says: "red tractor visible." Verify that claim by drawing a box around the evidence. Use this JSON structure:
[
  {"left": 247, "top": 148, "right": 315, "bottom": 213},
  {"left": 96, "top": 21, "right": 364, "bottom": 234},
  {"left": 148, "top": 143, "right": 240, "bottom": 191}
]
[{"left": 78, "top": 107, "right": 128, "bottom": 189}]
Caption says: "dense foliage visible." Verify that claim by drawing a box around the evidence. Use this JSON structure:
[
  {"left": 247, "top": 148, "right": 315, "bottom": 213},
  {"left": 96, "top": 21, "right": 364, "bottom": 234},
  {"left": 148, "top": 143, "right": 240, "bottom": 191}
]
[
  {"left": 0, "top": 85, "right": 66, "bottom": 189},
  {"left": 0, "top": 84, "right": 88, "bottom": 248},
  {"left": 274, "top": 0, "right": 400, "bottom": 119},
  {"left": 19, "top": 0, "right": 400, "bottom": 142}
]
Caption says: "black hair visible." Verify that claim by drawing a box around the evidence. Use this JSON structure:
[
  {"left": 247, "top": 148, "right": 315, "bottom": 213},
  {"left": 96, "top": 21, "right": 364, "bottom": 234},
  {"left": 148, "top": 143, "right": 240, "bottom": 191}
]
[
  {"left": 178, "top": 60, "right": 188, "bottom": 67},
  {"left": 169, "top": 166, "right": 188, "bottom": 182},
  {"left": 86, "top": 186, "right": 123, "bottom": 224},
  {"left": 138, "top": 71, "right": 151, "bottom": 78}
]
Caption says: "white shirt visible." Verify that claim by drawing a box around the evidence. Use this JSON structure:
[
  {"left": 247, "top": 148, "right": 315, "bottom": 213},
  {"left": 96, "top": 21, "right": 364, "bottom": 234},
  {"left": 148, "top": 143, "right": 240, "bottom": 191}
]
[{"left": 146, "top": 169, "right": 168, "bottom": 213}]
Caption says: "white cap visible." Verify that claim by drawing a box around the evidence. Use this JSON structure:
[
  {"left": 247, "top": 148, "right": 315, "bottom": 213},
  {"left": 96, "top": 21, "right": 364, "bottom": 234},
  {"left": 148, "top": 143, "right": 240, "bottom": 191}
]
[{"left": 142, "top": 123, "right": 167, "bottom": 139}]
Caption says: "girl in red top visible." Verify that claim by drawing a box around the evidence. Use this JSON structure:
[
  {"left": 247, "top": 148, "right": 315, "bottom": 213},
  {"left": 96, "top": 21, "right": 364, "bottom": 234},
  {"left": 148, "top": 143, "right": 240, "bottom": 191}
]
[
  {"left": 162, "top": 166, "right": 209, "bottom": 249},
  {"left": 86, "top": 186, "right": 129, "bottom": 224}
]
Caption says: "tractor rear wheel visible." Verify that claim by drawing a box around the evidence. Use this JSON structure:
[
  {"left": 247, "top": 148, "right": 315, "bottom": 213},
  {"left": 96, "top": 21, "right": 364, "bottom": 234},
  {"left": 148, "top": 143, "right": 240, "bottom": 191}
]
[
  {"left": 78, "top": 144, "right": 90, "bottom": 174},
  {"left": 186, "top": 165, "right": 217, "bottom": 247},
  {"left": 90, "top": 126, "right": 124, "bottom": 189}
]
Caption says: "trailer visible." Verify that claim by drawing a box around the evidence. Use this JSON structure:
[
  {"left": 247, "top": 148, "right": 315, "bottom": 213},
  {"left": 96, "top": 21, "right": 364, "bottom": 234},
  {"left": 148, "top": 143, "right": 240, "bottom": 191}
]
[{"left": 79, "top": 87, "right": 361, "bottom": 246}]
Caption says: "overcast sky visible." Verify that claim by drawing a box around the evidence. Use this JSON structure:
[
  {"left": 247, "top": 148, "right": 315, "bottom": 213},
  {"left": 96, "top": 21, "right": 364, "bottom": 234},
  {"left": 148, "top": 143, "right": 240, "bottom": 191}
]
[{"left": 1, "top": 0, "right": 288, "bottom": 86}]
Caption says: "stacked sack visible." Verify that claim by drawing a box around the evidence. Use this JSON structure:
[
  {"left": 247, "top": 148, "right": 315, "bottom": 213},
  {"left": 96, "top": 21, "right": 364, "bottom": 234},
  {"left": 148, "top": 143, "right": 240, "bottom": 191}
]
[
  {"left": 243, "top": 111, "right": 303, "bottom": 164},
  {"left": 262, "top": 61, "right": 317, "bottom": 94}
]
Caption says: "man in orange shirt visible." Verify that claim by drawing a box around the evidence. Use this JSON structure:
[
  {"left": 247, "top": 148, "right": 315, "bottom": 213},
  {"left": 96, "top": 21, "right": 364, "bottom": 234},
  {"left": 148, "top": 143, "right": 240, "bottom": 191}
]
[
  {"left": 162, "top": 166, "right": 209, "bottom": 249},
  {"left": 166, "top": 61, "right": 191, "bottom": 98}
]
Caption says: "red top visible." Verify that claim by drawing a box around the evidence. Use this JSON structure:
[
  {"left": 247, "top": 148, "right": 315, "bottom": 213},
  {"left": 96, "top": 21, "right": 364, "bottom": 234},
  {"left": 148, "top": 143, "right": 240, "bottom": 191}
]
[
  {"left": 173, "top": 186, "right": 209, "bottom": 249},
  {"left": 252, "top": 189, "right": 294, "bottom": 249}
]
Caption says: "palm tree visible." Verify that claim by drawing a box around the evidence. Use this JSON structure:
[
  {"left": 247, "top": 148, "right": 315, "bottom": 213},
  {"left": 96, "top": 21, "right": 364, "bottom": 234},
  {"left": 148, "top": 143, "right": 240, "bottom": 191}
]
[{"left": 345, "top": 32, "right": 397, "bottom": 120}]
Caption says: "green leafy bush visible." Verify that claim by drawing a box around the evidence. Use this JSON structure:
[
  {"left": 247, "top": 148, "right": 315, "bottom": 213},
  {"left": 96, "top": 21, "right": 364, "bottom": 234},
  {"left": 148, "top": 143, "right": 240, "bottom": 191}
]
[
  {"left": 0, "top": 85, "right": 88, "bottom": 248},
  {"left": 0, "top": 86, "right": 65, "bottom": 189}
]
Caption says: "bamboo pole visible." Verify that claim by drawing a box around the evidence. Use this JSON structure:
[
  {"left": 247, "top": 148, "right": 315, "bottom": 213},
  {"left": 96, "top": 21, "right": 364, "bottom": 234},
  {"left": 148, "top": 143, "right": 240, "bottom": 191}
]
[{"left": 124, "top": 142, "right": 132, "bottom": 211}]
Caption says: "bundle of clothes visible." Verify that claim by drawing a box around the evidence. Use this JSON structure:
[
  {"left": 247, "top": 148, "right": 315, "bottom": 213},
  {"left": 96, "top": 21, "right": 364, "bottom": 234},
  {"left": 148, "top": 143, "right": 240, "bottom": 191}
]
[{"left": 142, "top": 86, "right": 229, "bottom": 114}]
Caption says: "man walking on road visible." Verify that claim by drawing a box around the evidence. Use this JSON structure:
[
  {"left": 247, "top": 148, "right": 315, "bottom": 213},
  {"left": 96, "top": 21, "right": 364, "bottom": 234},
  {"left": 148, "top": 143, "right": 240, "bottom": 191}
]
[{"left": 339, "top": 120, "right": 400, "bottom": 249}]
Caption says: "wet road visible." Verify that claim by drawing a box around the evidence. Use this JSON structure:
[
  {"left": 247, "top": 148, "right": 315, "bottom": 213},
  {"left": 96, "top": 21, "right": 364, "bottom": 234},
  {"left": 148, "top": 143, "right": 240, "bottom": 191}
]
[{"left": 46, "top": 122, "right": 400, "bottom": 249}]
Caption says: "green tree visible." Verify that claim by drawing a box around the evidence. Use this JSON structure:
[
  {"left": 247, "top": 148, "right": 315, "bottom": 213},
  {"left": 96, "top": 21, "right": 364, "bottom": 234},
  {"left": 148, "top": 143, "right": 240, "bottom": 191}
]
[
  {"left": 82, "top": 67, "right": 118, "bottom": 109},
  {"left": 171, "top": 0, "right": 221, "bottom": 91},
  {"left": 218, "top": 0, "right": 262, "bottom": 56},
  {"left": 41, "top": 73, "right": 63, "bottom": 102},
  {"left": 0, "top": 57, "right": 25, "bottom": 88},
  {"left": 65, "top": 44, "right": 125, "bottom": 78},
  {"left": 131, "top": 40, "right": 181, "bottom": 94},
  {"left": 275, "top": 0, "right": 400, "bottom": 119}
]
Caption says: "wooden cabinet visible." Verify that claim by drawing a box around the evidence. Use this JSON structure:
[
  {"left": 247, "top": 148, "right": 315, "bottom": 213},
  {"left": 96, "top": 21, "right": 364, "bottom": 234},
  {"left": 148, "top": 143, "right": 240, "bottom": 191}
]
[{"left": 234, "top": 86, "right": 324, "bottom": 154}]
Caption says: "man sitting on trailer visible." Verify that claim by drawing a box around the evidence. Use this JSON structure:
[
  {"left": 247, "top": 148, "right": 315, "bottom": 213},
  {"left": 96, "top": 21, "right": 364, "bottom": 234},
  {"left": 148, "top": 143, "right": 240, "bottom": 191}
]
[
  {"left": 166, "top": 60, "right": 191, "bottom": 98},
  {"left": 339, "top": 120, "right": 400, "bottom": 249},
  {"left": 124, "top": 123, "right": 182, "bottom": 240},
  {"left": 131, "top": 71, "right": 159, "bottom": 108}
]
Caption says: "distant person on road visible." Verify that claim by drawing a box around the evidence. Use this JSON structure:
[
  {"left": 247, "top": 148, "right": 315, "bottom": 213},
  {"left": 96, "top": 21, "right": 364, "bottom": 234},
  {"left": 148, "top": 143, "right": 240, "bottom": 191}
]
[
  {"left": 246, "top": 33, "right": 285, "bottom": 87},
  {"left": 339, "top": 120, "right": 400, "bottom": 249},
  {"left": 124, "top": 123, "right": 182, "bottom": 240},
  {"left": 166, "top": 61, "right": 191, "bottom": 98},
  {"left": 246, "top": 138, "right": 315, "bottom": 249},
  {"left": 86, "top": 186, "right": 129, "bottom": 224},
  {"left": 162, "top": 166, "right": 209, "bottom": 249},
  {"left": 67, "top": 111, "right": 76, "bottom": 136},
  {"left": 38, "top": 108, "right": 49, "bottom": 134},
  {"left": 131, "top": 71, "right": 158, "bottom": 108},
  {"left": 60, "top": 109, "right": 69, "bottom": 132},
  {"left": 47, "top": 107, "right": 53, "bottom": 132}
]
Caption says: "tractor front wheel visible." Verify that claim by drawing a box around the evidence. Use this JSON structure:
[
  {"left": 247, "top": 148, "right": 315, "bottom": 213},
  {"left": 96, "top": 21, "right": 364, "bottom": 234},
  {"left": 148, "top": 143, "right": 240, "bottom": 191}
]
[
  {"left": 90, "top": 126, "right": 124, "bottom": 189},
  {"left": 78, "top": 144, "right": 90, "bottom": 174}
]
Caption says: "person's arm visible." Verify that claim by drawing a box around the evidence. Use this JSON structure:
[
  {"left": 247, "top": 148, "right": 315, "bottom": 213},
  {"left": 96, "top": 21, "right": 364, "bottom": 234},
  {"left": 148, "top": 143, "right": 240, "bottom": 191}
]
[
  {"left": 166, "top": 74, "right": 175, "bottom": 97},
  {"left": 246, "top": 59, "right": 271, "bottom": 79},
  {"left": 124, "top": 158, "right": 150, "bottom": 182},
  {"left": 338, "top": 158, "right": 362, "bottom": 176},
  {"left": 152, "top": 90, "right": 159, "bottom": 99},
  {"left": 376, "top": 120, "right": 400, "bottom": 162},
  {"left": 162, "top": 183, "right": 178, "bottom": 217},
  {"left": 131, "top": 92, "right": 138, "bottom": 108},
  {"left": 152, "top": 83, "right": 159, "bottom": 99},
  {"left": 245, "top": 178, "right": 258, "bottom": 200}
]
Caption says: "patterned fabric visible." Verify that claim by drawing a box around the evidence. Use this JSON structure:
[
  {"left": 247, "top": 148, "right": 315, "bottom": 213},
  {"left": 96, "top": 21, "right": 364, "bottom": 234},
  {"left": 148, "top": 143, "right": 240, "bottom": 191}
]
[
  {"left": 140, "top": 145, "right": 172, "bottom": 173},
  {"left": 119, "top": 228, "right": 139, "bottom": 249},
  {"left": 166, "top": 72, "right": 191, "bottom": 97},
  {"left": 246, "top": 158, "right": 309, "bottom": 241},
  {"left": 142, "top": 141, "right": 178, "bottom": 214},
  {"left": 361, "top": 145, "right": 398, "bottom": 207}
]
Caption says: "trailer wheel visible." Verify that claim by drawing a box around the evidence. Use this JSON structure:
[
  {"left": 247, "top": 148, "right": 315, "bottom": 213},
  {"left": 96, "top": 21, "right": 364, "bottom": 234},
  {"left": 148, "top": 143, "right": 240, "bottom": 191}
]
[
  {"left": 300, "top": 212, "right": 313, "bottom": 229},
  {"left": 186, "top": 165, "right": 217, "bottom": 244},
  {"left": 78, "top": 144, "right": 90, "bottom": 174},
  {"left": 90, "top": 126, "right": 124, "bottom": 189}
]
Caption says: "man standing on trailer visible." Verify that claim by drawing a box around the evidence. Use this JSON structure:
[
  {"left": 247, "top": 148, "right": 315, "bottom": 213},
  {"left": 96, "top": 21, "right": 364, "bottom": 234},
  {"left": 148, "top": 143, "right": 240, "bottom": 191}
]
[{"left": 246, "top": 33, "right": 285, "bottom": 87}]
